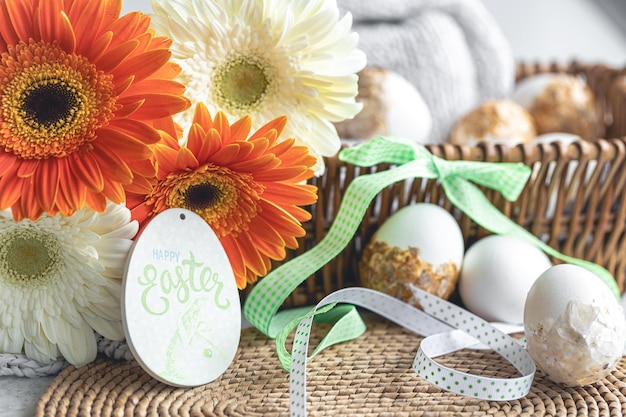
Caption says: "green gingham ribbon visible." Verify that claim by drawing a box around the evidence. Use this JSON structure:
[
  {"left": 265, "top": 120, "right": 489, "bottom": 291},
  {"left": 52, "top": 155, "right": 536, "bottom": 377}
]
[
  {"left": 242, "top": 136, "right": 619, "bottom": 413},
  {"left": 244, "top": 137, "right": 618, "bottom": 344}
]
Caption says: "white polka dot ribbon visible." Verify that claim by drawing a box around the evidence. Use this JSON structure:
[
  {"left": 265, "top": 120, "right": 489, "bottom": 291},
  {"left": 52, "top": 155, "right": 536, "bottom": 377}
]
[
  {"left": 287, "top": 286, "right": 536, "bottom": 417},
  {"left": 411, "top": 286, "right": 535, "bottom": 401}
]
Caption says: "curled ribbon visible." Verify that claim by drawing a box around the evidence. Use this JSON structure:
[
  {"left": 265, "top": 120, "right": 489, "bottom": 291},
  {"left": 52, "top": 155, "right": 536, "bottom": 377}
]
[{"left": 242, "top": 136, "right": 619, "bottom": 415}]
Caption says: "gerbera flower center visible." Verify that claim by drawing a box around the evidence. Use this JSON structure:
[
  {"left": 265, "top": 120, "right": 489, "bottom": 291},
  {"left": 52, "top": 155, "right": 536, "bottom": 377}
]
[
  {"left": 212, "top": 54, "right": 274, "bottom": 112},
  {"left": 184, "top": 183, "right": 223, "bottom": 211},
  {"left": 23, "top": 81, "right": 79, "bottom": 127},
  {"left": 0, "top": 229, "right": 62, "bottom": 288},
  {"left": 158, "top": 165, "right": 264, "bottom": 237},
  {"left": 0, "top": 40, "right": 117, "bottom": 159}
]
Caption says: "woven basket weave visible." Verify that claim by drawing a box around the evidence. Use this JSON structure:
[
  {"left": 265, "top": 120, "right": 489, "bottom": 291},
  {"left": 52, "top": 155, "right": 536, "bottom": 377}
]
[{"left": 245, "top": 61, "right": 626, "bottom": 309}]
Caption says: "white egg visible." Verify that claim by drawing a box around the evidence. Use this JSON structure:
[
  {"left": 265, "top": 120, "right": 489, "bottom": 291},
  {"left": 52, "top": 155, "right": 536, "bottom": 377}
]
[
  {"left": 524, "top": 264, "right": 626, "bottom": 386},
  {"left": 458, "top": 235, "right": 552, "bottom": 324},
  {"left": 359, "top": 203, "right": 464, "bottom": 304},
  {"left": 372, "top": 203, "right": 464, "bottom": 267}
]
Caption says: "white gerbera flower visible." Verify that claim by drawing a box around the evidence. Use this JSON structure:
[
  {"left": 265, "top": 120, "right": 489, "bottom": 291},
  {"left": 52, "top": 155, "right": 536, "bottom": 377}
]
[
  {"left": 150, "top": 0, "right": 366, "bottom": 174},
  {"left": 0, "top": 202, "right": 138, "bottom": 367}
]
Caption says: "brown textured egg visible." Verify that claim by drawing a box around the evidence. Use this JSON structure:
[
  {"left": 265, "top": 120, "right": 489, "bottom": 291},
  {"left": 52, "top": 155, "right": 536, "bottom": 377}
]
[
  {"left": 512, "top": 73, "right": 600, "bottom": 140},
  {"left": 359, "top": 203, "right": 464, "bottom": 307},
  {"left": 449, "top": 99, "right": 536, "bottom": 146},
  {"left": 334, "top": 66, "right": 432, "bottom": 144}
]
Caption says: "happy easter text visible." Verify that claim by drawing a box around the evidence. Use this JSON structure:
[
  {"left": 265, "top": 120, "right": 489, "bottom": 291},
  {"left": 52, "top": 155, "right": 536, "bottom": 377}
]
[{"left": 138, "top": 251, "right": 230, "bottom": 315}]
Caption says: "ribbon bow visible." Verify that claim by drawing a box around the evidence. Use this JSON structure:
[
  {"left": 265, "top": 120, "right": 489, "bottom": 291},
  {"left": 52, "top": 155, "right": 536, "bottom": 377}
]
[{"left": 243, "top": 136, "right": 619, "bottom": 370}]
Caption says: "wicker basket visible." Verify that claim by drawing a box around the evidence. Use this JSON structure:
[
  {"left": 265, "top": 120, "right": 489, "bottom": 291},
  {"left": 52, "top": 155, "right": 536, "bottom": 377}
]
[{"left": 243, "top": 61, "right": 626, "bottom": 308}]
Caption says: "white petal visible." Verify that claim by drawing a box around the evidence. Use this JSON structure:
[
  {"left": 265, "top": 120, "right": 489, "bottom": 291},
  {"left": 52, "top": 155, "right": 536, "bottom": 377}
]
[
  {"left": 57, "top": 322, "right": 97, "bottom": 367},
  {"left": 0, "top": 327, "right": 24, "bottom": 354}
]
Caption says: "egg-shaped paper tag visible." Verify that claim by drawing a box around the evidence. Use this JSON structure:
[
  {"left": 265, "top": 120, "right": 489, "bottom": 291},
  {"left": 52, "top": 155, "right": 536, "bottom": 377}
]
[{"left": 122, "top": 208, "right": 241, "bottom": 387}]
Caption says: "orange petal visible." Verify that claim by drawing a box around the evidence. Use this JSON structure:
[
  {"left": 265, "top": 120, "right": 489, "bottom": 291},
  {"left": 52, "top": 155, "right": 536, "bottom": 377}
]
[
  {"left": 113, "top": 75, "right": 135, "bottom": 97},
  {"left": 128, "top": 158, "right": 157, "bottom": 179},
  {"left": 176, "top": 147, "right": 199, "bottom": 170},
  {"left": 38, "top": 0, "right": 76, "bottom": 53},
  {"left": 107, "top": 11, "right": 149, "bottom": 50},
  {"left": 107, "top": 12, "right": 149, "bottom": 45},
  {"left": 90, "top": 142, "right": 133, "bottom": 184},
  {"left": 35, "top": 159, "right": 60, "bottom": 213},
  {"left": 19, "top": 182, "right": 44, "bottom": 221},
  {"left": 57, "top": 157, "right": 86, "bottom": 213},
  {"left": 66, "top": 0, "right": 105, "bottom": 51},
  {"left": 16, "top": 159, "right": 39, "bottom": 178},
  {"left": 198, "top": 128, "right": 225, "bottom": 162},
  {"left": 249, "top": 116, "right": 287, "bottom": 141},
  {"left": 113, "top": 49, "right": 172, "bottom": 83},
  {"left": 0, "top": 152, "right": 16, "bottom": 176},
  {"left": 100, "top": 0, "right": 123, "bottom": 32},
  {"left": 259, "top": 202, "right": 305, "bottom": 248},
  {"left": 0, "top": 170, "right": 23, "bottom": 209},
  {"left": 6, "top": 0, "right": 35, "bottom": 42},
  {"left": 186, "top": 123, "right": 208, "bottom": 157},
  {"left": 0, "top": 1, "right": 20, "bottom": 46},
  {"left": 130, "top": 202, "right": 153, "bottom": 226},
  {"left": 228, "top": 115, "right": 253, "bottom": 142},
  {"left": 152, "top": 116, "right": 180, "bottom": 140},
  {"left": 254, "top": 166, "right": 313, "bottom": 182},
  {"left": 211, "top": 143, "right": 243, "bottom": 166},
  {"left": 123, "top": 79, "right": 187, "bottom": 97},
  {"left": 228, "top": 154, "right": 279, "bottom": 173},
  {"left": 102, "top": 176, "right": 126, "bottom": 204},
  {"left": 85, "top": 30, "right": 113, "bottom": 63},
  {"left": 213, "top": 112, "right": 231, "bottom": 140},
  {"left": 148, "top": 60, "right": 182, "bottom": 81},
  {"left": 192, "top": 102, "right": 213, "bottom": 129},
  {"left": 97, "top": 39, "right": 139, "bottom": 73},
  {"left": 69, "top": 151, "right": 104, "bottom": 192},
  {"left": 97, "top": 127, "right": 154, "bottom": 160},
  {"left": 219, "top": 235, "right": 247, "bottom": 289},
  {"left": 247, "top": 215, "right": 287, "bottom": 260},
  {"left": 124, "top": 174, "right": 152, "bottom": 195},
  {"left": 85, "top": 189, "right": 108, "bottom": 213},
  {"left": 114, "top": 98, "right": 144, "bottom": 118},
  {"left": 120, "top": 94, "right": 190, "bottom": 119},
  {"left": 154, "top": 144, "right": 179, "bottom": 176},
  {"left": 235, "top": 231, "right": 268, "bottom": 278},
  {"left": 107, "top": 118, "right": 161, "bottom": 145}
]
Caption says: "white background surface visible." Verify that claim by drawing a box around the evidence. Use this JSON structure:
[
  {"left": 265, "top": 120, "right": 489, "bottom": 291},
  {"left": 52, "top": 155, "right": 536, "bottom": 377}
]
[{"left": 3, "top": 1, "right": 626, "bottom": 416}]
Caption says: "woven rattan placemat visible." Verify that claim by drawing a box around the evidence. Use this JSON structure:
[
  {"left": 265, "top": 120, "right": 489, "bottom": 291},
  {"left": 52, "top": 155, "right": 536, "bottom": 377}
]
[{"left": 35, "top": 319, "right": 626, "bottom": 416}]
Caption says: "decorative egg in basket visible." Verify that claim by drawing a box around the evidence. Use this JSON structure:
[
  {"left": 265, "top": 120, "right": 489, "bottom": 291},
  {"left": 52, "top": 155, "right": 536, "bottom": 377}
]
[
  {"left": 511, "top": 73, "right": 601, "bottom": 140},
  {"left": 359, "top": 203, "right": 464, "bottom": 306},
  {"left": 524, "top": 264, "right": 626, "bottom": 386},
  {"left": 458, "top": 235, "right": 552, "bottom": 324},
  {"left": 334, "top": 66, "right": 432, "bottom": 144},
  {"left": 448, "top": 99, "right": 536, "bottom": 146}
]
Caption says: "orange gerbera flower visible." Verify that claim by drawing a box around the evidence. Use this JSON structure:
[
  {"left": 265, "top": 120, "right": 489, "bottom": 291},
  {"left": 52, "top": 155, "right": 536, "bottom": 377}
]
[
  {"left": 127, "top": 103, "right": 318, "bottom": 289},
  {"left": 0, "top": 0, "right": 190, "bottom": 220}
]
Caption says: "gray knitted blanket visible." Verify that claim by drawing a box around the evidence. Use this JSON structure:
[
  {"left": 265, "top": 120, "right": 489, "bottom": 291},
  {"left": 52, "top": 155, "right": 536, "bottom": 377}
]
[{"left": 337, "top": 0, "right": 515, "bottom": 143}]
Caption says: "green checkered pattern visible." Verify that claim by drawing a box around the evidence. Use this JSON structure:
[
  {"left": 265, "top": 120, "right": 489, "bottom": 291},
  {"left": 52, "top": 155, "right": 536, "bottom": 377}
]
[{"left": 243, "top": 136, "right": 619, "bottom": 370}]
